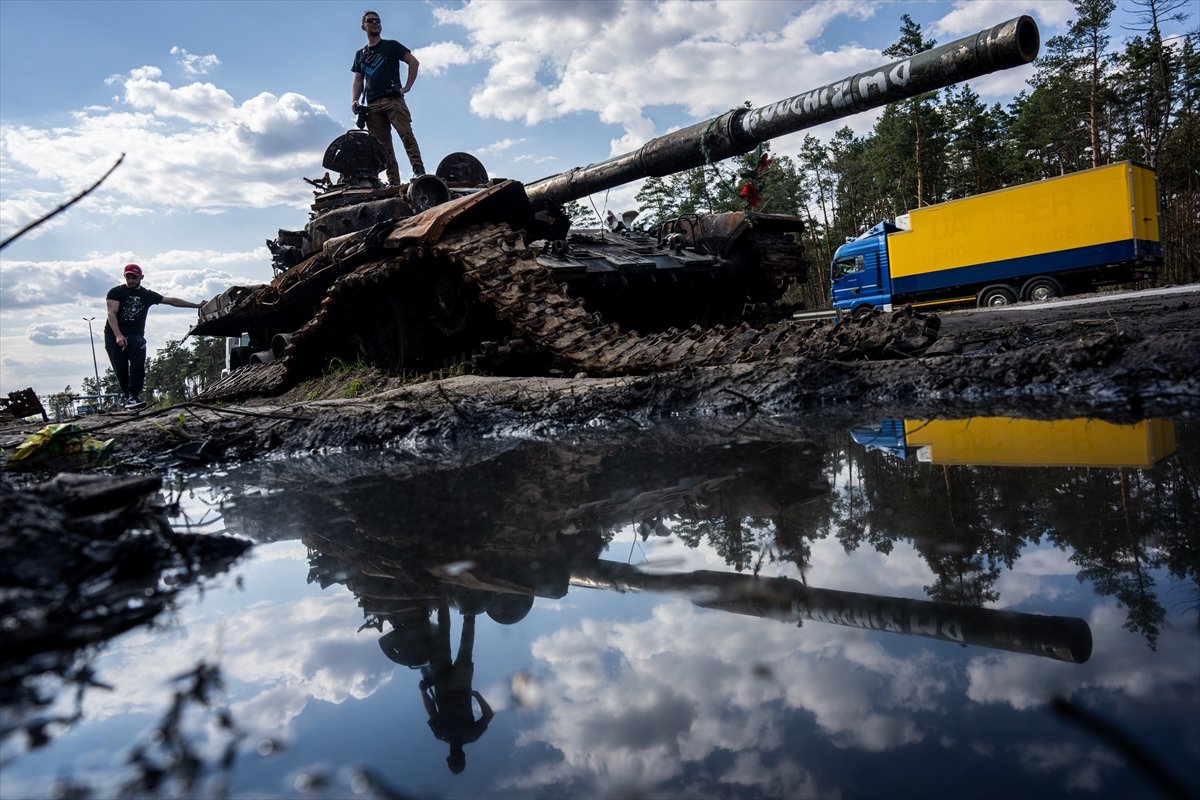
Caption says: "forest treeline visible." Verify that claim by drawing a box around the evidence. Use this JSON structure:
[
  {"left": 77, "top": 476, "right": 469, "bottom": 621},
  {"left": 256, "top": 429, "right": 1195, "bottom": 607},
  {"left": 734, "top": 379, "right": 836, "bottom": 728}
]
[{"left": 620, "top": 1, "right": 1198, "bottom": 309}]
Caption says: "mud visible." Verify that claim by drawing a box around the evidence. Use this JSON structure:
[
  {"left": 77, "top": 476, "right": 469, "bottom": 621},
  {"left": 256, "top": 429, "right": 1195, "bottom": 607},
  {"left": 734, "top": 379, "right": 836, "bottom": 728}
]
[{"left": 0, "top": 472, "right": 249, "bottom": 719}]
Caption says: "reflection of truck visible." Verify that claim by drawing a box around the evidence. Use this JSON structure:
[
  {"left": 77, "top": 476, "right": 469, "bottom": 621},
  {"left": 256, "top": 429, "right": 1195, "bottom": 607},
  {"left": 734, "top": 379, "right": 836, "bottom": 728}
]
[
  {"left": 851, "top": 417, "right": 1177, "bottom": 468},
  {"left": 830, "top": 162, "right": 1162, "bottom": 312}
]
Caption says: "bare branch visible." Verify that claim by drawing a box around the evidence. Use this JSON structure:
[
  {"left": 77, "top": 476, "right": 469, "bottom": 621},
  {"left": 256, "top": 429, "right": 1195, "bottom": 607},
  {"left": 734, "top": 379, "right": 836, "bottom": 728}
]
[{"left": 0, "top": 154, "right": 125, "bottom": 251}]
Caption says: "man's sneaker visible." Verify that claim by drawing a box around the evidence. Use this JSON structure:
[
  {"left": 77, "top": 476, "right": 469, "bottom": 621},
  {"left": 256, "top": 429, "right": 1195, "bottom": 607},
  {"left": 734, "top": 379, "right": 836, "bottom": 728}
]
[{"left": 126, "top": 396, "right": 147, "bottom": 410}]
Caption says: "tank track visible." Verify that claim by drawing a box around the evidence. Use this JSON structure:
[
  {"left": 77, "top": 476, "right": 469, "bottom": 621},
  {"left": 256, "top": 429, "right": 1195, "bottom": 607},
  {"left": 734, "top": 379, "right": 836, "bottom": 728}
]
[
  {"left": 448, "top": 224, "right": 937, "bottom": 375},
  {"left": 197, "top": 222, "right": 937, "bottom": 401}
]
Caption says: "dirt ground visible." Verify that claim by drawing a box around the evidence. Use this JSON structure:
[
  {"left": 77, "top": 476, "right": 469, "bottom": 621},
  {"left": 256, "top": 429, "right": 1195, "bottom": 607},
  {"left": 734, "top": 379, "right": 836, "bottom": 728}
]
[{"left": 2, "top": 288, "right": 1198, "bottom": 472}]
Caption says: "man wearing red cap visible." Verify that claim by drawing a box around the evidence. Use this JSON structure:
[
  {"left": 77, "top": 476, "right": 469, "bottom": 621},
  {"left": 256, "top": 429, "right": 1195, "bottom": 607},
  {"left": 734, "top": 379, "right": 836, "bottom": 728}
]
[{"left": 104, "top": 263, "right": 206, "bottom": 410}]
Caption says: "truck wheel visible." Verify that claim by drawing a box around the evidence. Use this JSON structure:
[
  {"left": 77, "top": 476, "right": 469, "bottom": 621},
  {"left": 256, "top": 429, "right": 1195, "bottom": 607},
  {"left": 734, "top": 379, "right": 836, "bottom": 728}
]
[
  {"left": 977, "top": 285, "right": 1017, "bottom": 308},
  {"left": 851, "top": 304, "right": 878, "bottom": 319},
  {"left": 1022, "top": 277, "right": 1062, "bottom": 302}
]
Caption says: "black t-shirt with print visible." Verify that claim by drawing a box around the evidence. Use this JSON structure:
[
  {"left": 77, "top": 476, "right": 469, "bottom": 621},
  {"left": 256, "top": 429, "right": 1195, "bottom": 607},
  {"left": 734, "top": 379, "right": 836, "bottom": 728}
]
[
  {"left": 352, "top": 39, "right": 411, "bottom": 102},
  {"left": 105, "top": 284, "right": 163, "bottom": 336}
]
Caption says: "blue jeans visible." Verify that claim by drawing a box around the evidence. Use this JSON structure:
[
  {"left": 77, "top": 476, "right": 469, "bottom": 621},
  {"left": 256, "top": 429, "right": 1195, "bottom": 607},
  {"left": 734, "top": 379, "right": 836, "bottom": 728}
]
[{"left": 104, "top": 329, "right": 147, "bottom": 398}]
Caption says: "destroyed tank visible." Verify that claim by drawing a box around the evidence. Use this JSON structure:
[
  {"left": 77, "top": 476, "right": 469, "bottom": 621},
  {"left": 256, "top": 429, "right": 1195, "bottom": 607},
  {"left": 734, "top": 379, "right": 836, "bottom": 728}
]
[{"left": 192, "top": 16, "right": 1039, "bottom": 399}]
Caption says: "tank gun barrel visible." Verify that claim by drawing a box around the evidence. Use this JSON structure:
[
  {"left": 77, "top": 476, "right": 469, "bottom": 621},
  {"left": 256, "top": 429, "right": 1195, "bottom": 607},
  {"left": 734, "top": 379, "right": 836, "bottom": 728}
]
[{"left": 525, "top": 15, "right": 1039, "bottom": 209}]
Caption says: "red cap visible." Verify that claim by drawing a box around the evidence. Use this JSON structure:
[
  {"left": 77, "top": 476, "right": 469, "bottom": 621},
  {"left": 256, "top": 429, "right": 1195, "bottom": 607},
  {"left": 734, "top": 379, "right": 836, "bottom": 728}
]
[{"left": 123, "top": 263, "right": 143, "bottom": 278}]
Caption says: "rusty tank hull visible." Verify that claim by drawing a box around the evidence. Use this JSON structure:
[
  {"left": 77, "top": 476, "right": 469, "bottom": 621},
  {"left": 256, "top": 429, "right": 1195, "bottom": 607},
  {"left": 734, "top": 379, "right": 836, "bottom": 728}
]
[{"left": 192, "top": 16, "right": 1039, "bottom": 399}]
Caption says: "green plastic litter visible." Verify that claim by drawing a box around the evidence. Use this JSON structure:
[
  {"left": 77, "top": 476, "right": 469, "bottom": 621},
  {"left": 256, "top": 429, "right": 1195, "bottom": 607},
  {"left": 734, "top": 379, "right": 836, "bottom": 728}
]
[{"left": 7, "top": 423, "right": 115, "bottom": 468}]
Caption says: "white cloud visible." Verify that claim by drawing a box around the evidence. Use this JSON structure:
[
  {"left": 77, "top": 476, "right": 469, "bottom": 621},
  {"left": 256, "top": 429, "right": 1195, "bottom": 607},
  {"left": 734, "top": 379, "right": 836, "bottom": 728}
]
[
  {"left": 434, "top": 0, "right": 894, "bottom": 156},
  {"left": 934, "top": 1, "right": 1076, "bottom": 38},
  {"left": 0, "top": 250, "right": 264, "bottom": 312},
  {"left": 414, "top": 41, "right": 474, "bottom": 76},
  {"left": 171, "top": 46, "right": 221, "bottom": 76},
  {"left": 123, "top": 68, "right": 237, "bottom": 124},
  {"left": 477, "top": 138, "right": 527, "bottom": 156},
  {"left": 26, "top": 321, "right": 91, "bottom": 346},
  {"left": 0, "top": 67, "right": 343, "bottom": 226}
]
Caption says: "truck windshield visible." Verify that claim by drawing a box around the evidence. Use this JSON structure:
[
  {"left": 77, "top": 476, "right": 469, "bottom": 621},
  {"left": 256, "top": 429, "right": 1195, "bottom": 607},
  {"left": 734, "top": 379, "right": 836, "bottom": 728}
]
[{"left": 832, "top": 255, "right": 865, "bottom": 279}]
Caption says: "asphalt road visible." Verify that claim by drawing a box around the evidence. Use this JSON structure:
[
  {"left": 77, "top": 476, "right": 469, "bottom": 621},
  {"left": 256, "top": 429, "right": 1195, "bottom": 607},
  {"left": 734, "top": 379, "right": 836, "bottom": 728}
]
[
  {"left": 938, "top": 283, "right": 1200, "bottom": 335},
  {"left": 790, "top": 284, "right": 1200, "bottom": 326}
]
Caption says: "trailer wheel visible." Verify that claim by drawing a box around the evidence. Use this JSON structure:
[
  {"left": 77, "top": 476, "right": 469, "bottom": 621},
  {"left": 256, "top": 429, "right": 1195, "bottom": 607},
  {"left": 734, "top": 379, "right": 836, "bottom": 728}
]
[
  {"left": 977, "top": 285, "right": 1017, "bottom": 308},
  {"left": 1022, "top": 276, "right": 1062, "bottom": 302}
]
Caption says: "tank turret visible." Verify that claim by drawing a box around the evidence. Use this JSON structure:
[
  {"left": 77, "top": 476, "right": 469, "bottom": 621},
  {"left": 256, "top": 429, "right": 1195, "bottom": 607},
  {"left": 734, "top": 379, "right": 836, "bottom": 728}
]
[{"left": 192, "top": 16, "right": 1039, "bottom": 400}]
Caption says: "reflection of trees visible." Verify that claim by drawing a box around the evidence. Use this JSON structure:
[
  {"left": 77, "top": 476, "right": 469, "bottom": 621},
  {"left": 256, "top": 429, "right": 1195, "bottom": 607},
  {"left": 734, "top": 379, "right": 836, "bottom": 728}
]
[
  {"left": 669, "top": 440, "right": 834, "bottom": 576},
  {"left": 1044, "top": 437, "right": 1200, "bottom": 649},
  {"left": 827, "top": 421, "right": 1199, "bottom": 647},
  {"left": 673, "top": 513, "right": 769, "bottom": 573},
  {"left": 832, "top": 445, "right": 1030, "bottom": 606}
]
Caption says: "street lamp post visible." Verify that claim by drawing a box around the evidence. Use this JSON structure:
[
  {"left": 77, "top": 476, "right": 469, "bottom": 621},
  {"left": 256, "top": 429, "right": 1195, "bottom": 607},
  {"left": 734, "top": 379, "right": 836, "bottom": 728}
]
[{"left": 83, "top": 316, "right": 102, "bottom": 406}]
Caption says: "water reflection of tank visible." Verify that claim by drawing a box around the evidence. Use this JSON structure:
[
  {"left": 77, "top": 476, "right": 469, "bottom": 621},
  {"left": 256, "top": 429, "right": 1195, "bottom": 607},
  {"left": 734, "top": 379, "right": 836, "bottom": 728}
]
[
  {"left": 284, "top": 434, "right": 1088, "bottom": 664},
  {"left": 216, "top": 429, "right": 1094, "bottom": 664}
]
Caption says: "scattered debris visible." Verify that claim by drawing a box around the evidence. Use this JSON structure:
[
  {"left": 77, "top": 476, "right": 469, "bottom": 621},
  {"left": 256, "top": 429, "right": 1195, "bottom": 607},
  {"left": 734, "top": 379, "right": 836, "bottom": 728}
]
[
  {"left": 0, "top": 388, "right": 48, "bottom": 423},
  {"left": 6, "top": 423, "right": 114, "bottom": 470}
]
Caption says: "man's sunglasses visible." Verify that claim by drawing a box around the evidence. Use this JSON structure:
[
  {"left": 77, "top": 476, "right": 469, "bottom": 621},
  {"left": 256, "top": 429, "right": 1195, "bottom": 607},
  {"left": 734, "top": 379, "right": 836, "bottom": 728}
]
[{"left": 364, "top": 18, "right": 381, "bottom": 24}]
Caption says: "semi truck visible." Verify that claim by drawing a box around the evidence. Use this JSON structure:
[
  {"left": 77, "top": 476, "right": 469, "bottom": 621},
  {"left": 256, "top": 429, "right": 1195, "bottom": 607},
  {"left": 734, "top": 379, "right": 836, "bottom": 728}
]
[{"left": 830, "top": 161, "right": 1162, "bottom": 312}]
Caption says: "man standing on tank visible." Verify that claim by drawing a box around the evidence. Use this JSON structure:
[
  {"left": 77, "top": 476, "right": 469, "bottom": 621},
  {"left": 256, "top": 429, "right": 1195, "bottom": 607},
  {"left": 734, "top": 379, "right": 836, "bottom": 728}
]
[
  {"left": 352, "top": 10, "right": 426, "bottom": 185},
  {"left": 104, "top": 263, "right": 205, "bottom": 410}
]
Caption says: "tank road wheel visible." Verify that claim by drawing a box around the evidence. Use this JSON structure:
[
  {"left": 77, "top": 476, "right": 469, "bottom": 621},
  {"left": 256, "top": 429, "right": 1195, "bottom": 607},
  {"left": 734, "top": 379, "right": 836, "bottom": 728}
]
[
  {"left": 406, "top": 175, "right": 451, "bottom": 212},
  {"left": 229, "top": 346, "right": 252, "bottom": 370},
  {"left": 1022, "top": 276, "right": 1063, "bottom": 302},
  {"left": 429, "top": 271, "right": 471, "bottom": 337},
  {"left": 977, "top": 285, "right": 1017, "bottom": 308},
  {"left": 362, "top": 295, "right": 428, "bottom": 375}
]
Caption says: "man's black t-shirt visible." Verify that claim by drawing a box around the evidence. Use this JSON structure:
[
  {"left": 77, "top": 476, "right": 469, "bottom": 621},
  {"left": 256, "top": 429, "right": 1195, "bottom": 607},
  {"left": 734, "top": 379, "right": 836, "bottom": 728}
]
[
  {"left": 352, "top": 39, "right": 411, "bottom": 102},
  {"left": 105, "top": 285, "right": 163, "bottom": 336}
]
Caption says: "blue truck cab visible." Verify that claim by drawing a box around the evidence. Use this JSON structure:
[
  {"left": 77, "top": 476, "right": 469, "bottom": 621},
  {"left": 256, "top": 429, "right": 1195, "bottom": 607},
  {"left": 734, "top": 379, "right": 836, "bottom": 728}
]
[{"left": 830, "top": 222, "right": 898, "bottom": 312}]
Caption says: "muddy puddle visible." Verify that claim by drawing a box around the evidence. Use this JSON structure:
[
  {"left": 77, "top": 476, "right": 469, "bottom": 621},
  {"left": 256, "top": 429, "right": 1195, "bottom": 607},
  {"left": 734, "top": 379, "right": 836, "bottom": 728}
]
[{"left": 2, "top": 415, "right": 1198, "bottom": 799}]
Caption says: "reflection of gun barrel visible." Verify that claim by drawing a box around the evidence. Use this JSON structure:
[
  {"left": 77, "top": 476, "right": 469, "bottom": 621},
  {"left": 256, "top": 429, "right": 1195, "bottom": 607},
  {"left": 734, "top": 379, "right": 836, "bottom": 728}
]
[{"left": 571, "top": 562, "right": 1092, "bottom": 663}]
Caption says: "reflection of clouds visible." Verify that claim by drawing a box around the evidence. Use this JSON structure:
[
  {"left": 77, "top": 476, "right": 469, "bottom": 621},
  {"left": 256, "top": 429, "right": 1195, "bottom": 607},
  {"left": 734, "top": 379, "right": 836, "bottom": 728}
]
[
  {"left": 507, "top": 598, "right": 946, "bottom": 794},
  {"left": 967, "top": 604, "right": 1200, "bottom": 711},
  {"left": 807, "top": 537, "right": 936, "bottom": 596},
  {"left": 240, "top": 540, "right": 308, "bottom": 562},
  {"left": 1015, "top": 742, "right": 1120, "bottom": 793},
  {"left": 221, "top": 597, "right": 393, "bottom": 735},
  {"left": 992, "top": 546, "right": 1077, "bottom": 606},
  {"left": 721, "top": 751, "right": 821, "bottom": 796},
  {"left": 633, "top": 525, "right": 937, "bottom": 600},
  {"left": 80, "top": 586, "right": 390, "bottom": 746}
]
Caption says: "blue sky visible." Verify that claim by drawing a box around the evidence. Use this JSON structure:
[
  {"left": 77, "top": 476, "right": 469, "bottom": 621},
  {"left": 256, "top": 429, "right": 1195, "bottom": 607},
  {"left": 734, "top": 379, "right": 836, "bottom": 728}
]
[{"left": 0, "top": 0, "right": 1185, "bottom": 399}]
